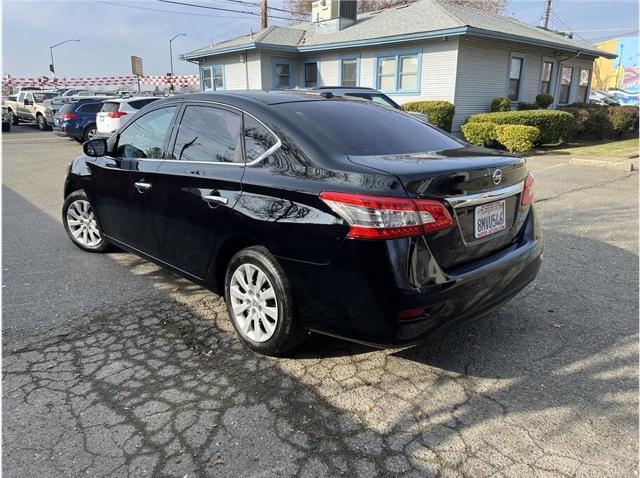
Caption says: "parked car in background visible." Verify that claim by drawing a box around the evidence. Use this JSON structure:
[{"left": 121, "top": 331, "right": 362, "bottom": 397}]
[
  {"left": 63, "top": 91, "right": 542, "bottom": 355},
  {"left": 314, "top": 86, "right": 428, "bottom": 121},
  {"left": 5, "top": 91, "right": 58, "bottom": 130},
  {"left": 45, "top": 90, "right": 119, "bottom": 114},
  {"left": 96, "top": 97, "right": 162, "bottom": 138},
  {"left": 53, "top": 97, "right": 113, "bottom": 142},
  {"left": 2, "top": 100, "right": 11, "bottom": 132}
]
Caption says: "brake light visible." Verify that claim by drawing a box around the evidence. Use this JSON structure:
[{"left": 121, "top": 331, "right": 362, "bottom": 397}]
[
  {"left": 107, "top": 111, "right": 127, "bottom": 119},
  {"left": 521, "top": 171, "right": 535, "bottom": 206},
  {"left": 61, "top": 113, "right": 76, "bottom": 121},
  {"left": 319, "top": 191, "right": 453, "bottom": 240}
]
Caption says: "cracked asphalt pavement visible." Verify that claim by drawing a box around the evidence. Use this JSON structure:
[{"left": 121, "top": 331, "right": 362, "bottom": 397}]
[{"left": 3, "top": 128, "right": 638, "bottom": 477}]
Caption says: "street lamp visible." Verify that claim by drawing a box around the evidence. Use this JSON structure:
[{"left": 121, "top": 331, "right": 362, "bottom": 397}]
[
  {"left": 169, "top": 33, "right": 187, "bottom": 82},
  {"left": 49, "top": 39, "right": 80, "bottom": 79}
]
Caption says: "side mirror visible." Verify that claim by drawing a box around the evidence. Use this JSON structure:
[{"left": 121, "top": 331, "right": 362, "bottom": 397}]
[{"left": 83, "top": 138, "right": 108, "bottom": 157}]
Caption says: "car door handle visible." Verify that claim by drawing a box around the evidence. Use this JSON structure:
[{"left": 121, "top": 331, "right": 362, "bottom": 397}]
[
  {"left": 202, "top": 192, "right": 229, "bottom": 206},
  {"left": 134, "top": 181, "right": 152, "bottom": 193}
]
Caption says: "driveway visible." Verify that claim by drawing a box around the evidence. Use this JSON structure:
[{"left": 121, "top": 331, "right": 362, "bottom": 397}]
[{"left": 3, "top": 128, "right": 638, "bottom": 477}]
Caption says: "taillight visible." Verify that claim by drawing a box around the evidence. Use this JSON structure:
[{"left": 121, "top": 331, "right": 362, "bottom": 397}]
[
  {"left": 61, "top": 113, "right": 76, "bottom": 121},
  {"left": 521, "top": 171, "right": 535, "bottom": 206},
  {"left": 319, "top": 191, "right": 453, "bottom": 240},
  {"left": 107, "top": 111, "right": 127, "bottom": 119}
]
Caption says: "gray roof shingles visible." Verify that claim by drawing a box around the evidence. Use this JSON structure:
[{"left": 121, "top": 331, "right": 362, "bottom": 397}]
[{"left": 182, "top": 0, "right": 614, "bottom": 59}]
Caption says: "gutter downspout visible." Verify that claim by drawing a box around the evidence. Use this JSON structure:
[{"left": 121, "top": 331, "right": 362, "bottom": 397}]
[
  {"left": 244, "top": 51, "right": 249, "bottom": 90},
  {"left": 553, "top": 50, "right": 582, "bottom": 107}
]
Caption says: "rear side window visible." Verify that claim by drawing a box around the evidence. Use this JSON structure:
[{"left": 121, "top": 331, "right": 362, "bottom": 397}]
[
  {"left": 77, "top": 103, "right": 103, "bottom": 113},
  {"left": 129, "top": 98, "right": 158, "bottom": 110},
  {"left": 172, "top": 105, "right": 243, "bottom": 163},
  {"left": 277, "top": 101, "right": 462, "bottom": 156},
  {"left": 243, "top": 115, "right": 278, "bottom": 162},
  {"left": 100, "top": 102, "right": 119, "bottom": 113},
  {"left": 116, "top": 106, "right": 177, "bottom": 159}
]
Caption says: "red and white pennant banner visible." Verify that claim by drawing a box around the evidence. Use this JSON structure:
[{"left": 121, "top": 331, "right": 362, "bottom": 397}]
[{"left": 2, "top": 75, "right": 200, "bottom": 88}]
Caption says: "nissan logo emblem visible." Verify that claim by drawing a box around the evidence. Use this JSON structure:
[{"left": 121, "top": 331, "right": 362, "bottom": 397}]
[{"left": 492, "top": 169, "right": 502, "bottom": 185}]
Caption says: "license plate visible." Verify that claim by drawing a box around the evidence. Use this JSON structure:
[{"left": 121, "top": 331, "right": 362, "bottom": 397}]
[{"left": 474, "top": 200, "right": 506, "bottom": 239}]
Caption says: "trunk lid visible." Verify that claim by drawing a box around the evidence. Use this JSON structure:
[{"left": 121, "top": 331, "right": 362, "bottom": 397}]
[{"left": 348, "top": 145, "right": 528, "bottom": 270}]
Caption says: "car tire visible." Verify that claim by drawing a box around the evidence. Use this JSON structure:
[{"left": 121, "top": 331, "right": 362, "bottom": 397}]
[
  {"left": 62, "top": 190, "right": 109, "bottom": 253},
  {"left": 8, "top": 110, "right": 18, "bottom": 125},
  {"left": 224, "top": 246, "right": 306, "bottom": 356},
  {"left": 36, "top": 114, "right": 49, "bottom": 131},
  {"left": 2, "top": 122, "right": 10, "bottom": 133},
  {"left": 83, "top": 124, "right": 97, "bottom": 142}
]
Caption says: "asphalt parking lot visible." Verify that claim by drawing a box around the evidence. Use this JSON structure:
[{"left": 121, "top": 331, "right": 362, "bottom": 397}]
[{"left": 3, "top": 126, "right": 638, "bottom": 477}]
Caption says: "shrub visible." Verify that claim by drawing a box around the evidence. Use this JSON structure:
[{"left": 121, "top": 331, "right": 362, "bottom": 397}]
[
  {"left": 609, "top": 106, "right": 639, "bottom": 134},
  {"left": 401, "top": 101, "right": 455, "bottom": 131},
  {"left": 491, "top": 97, "right": 512, "bottom": 112},
  {"left": 516, "top": 102, "right": 540, "bottom": 111},
  {"left": 561, "top": 105, "right": 639, "bottom": 140},
  {"left": 535, "top": 93, "right": 554, "bottom": 109},
  {"left": 465, "top": 110, "right": 574, "bottom": 144},
  {"left": 495, "top": 125, "right": 540, "bottom": 153},
  {"left": 461, "top": 122, "right": 497, "bottom": 146}
]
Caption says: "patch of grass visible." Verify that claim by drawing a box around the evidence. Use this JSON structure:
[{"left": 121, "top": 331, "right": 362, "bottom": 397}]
[{"left": 553, "top": 138, "right": 640, "bottom": 159}]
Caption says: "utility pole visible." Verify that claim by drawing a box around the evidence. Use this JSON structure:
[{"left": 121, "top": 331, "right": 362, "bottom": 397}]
[
  {"left": 543, "top": 0, "right": 552, "bottom": 29},
  {"left": 261, "top": 0, "right": 268, "bottom": 29},
  {"left": 49, "top": 39, "right": 80, "bottom": 78},
  {"left": 169, "top": 33, "right": 186, "bottom": 92}
]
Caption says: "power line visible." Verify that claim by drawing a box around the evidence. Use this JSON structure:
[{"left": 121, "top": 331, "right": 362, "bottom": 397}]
[
  {"left": 156, "top": 0, "right": 291, "bottom": 20},
  {"left": 210, "top": 0, "right": 293, "bottom": 14},
  {"left": 99, "top": 0, "right": 256, "bottom": 19}
]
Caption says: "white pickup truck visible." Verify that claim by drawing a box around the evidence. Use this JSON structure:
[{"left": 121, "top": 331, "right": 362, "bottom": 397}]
[{"left": 5, "top": 91, "right": 58, "bottom": 130}]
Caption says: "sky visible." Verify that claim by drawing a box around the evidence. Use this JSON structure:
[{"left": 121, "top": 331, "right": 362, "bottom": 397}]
[{"left": 2, "top": 0, "right": 638, "bottom": 78}]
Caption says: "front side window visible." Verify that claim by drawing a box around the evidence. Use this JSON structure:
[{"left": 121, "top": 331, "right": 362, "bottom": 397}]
[
  {"left": 275, "top": 63, "right": 291, "bottom": 88},
  {"left": 508, "top": 56, "right": 523, "bottom": 101},
  {"left": 243, "top": 115, "right": 278, "bottom": 162},
  {"left": 172, "top": 106, "right": 242, "bottom": 163},
  {"left": 579, "top": 69, "right": 591, "bottom": 103},
  {"left": 304, "top": 62, "right": 318, "bottom": 88},
  {"left": 559, "top": 66, "right": 574, "bottom": 104},
  {"left": 341, "top": 58, "right": 358, "bottom": 87},
  {"left": 116, "top": 106, "right": 177, "bottom": 159},
  {"left": 541, "top": 61, "right": 554, "bottom": 94}
]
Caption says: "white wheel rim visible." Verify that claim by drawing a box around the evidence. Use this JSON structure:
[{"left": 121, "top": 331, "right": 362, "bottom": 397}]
[
  {"left": 87, "top": 129, "right": 96, "bottom": 140},
  {"left": 229, "top": 263, "right": 278, "bottom": 343},
  {"left": 66, "top": 199, "right": 102, "bottom": 247}
]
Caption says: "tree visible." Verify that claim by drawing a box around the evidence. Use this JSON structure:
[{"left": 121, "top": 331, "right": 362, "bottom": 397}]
[{"left": 283, "top": 0, "right": 506, "bottom": 21}]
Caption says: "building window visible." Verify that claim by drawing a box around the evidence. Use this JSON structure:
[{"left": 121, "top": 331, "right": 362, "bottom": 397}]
[
  {"left": 201, "top": 64, "right": 224, "bottom": 92},
  {"left": 341, "top": 58, "right": 358, "bottom": 87},
  {"left": 375, "top": 52, "right": 420, "bottom": 92},
  {"left": 304, "top": 61, "right": 318, "bottom": 88},
  {"left": 508, "top": 56, "right": 524, "bottom": 101},
  {"left": 559, "top": 66, "right": 574, "bottom": 104},
  {"left": 541, "top": 61, "right": 554, "bottom": 94},
  {"left": 578, "top": 68, "right": 591, "bottom": 103},
  {"left": 272, "top": 58, "right": 295, "bottom": 89}
]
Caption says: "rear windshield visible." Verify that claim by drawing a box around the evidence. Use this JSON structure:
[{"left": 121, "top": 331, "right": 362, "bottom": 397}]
[
  {"left": 277, "top": 100, "right": 463, "bottom": 156},
  {"left": 33, "top": 92, "right": 58, "bottom": 103},
  {"left": 59, "top": 103, "right": 75, "bottom": 113},
  {"left": 101, "top": 102, "right": 119, "bottom": 112}
]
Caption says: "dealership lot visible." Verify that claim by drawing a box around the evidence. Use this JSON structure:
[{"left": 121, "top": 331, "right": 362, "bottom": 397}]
[{"left": 3, "top": 128, "right": 638, "bottom": 477}]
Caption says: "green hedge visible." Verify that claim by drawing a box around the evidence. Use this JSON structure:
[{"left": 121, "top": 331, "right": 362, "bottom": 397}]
[
  {"left": 461, "top": 122, "right": 497, "bottom": 146},
  {"left": 401, "top": 100, "right": 455, "bottom": 131},
  {"left": 560, "top": 104, "right": 639, "bottom": 140},
  {"left": 495, "top": 125, "right": 540, "bottom": 153},
  {"left": 491, "top": 97, "right": 511, "bottom": 112},
  {"left": 535, "top": 93, "right": 554, "bottom": 109},
  {"left": 465, "top": 110, "right": 574, "bottom": 144},
  {"left": 516, "top": 102, "right": 540, "bottom": 111}
]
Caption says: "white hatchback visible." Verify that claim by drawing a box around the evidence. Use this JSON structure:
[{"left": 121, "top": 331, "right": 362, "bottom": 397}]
[{"left": 96, "top": 97, "right": 162, "bottom": 138}]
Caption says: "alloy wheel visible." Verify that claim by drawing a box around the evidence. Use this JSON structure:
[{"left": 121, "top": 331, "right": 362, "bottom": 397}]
[
  {"left": 86, "top": 128, "right": 97, "bottom": 141},
  {"left": 66, "top": 199, "right": 102, "bottom": 247},
  {"left": 229, "top": 263, "right": 278, "bottom": 342}
]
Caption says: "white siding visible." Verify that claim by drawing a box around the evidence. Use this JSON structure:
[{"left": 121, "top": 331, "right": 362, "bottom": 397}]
[
  {"left": 453, "top": 37, "right": 596, "bottom": 130},
  {"left": 200, "top": 51, "right": 262, "bottom": 90}
]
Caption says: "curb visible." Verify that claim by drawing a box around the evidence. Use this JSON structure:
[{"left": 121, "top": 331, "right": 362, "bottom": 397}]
[{"left": 568, "top": 157, "right": 638, "bottom": 172}]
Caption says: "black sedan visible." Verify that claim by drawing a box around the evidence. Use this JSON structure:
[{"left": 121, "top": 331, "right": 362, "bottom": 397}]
[{"left": 63, "top": 91, "right": 543, "bottom": 355}]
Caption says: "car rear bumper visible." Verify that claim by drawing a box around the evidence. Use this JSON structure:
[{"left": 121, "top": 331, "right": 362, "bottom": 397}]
[{"left": 278, "top": 207, "right": 543, "bottom": 347}]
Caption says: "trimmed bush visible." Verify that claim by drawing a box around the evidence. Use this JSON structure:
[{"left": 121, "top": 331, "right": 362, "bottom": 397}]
[
  {"left": 401, "top": 101, "right": 455, "bottom": 131},
  {"left": 491, "top": 97, "right": 512, "bottom": 112},
  {"left": 609, "top": 106, "right": 639, "bottom": 134},
  {"left": 495, "top": 125, "right": 540, "bottom": 153},
  {"left": 516, "top": 102, "right": 540, "bottom": 111},
  {"left": 461, "top": 122, "right": 497, "bottom": 146},
  {"left": 466, "top": 110, "right": 574, "bottom": 144},
  {"left": 561, "top": 105, "right": 638, "bottom": 140},
  {"left": 535, "top": 93, "right": 554, "bottom": 109}
]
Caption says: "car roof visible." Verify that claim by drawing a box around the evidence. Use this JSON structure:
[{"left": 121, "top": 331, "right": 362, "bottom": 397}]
[
  {"left": 104, "top": 96, "right": 163, "bottom": 104},
  {"left": 316, "top": 86, "right": 378, "bottom": 92}
]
